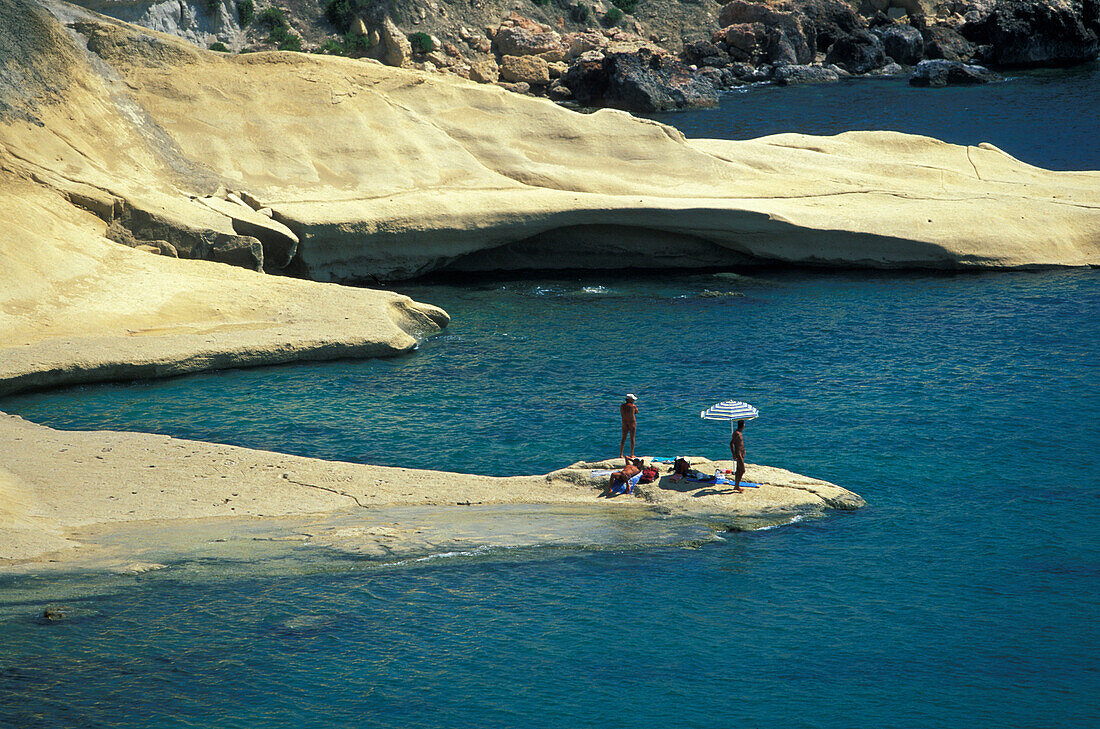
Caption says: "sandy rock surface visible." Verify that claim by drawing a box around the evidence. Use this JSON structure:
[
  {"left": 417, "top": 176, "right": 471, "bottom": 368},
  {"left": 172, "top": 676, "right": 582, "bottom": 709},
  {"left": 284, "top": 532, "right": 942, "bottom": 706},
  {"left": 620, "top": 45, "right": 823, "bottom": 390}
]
[{"left": 0, "top": 414, "right": 862, "bottom": 567}]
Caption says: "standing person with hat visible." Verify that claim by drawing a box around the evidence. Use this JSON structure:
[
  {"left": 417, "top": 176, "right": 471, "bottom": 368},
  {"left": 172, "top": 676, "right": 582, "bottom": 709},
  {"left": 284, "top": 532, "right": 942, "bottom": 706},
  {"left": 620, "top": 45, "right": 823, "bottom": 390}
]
[{"left": 619, "top": 393, "right": 639, "bottom": 459}]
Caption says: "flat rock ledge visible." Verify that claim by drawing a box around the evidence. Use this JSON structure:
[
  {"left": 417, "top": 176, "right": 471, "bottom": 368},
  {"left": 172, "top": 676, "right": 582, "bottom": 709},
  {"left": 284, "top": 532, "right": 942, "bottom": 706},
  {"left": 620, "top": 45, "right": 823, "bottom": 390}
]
[
  {"left": 0, "top": 413, "right": 863, "bottom": 569},
  {"left": 549, "top": 458, "right": 866, "bottom": 515}
]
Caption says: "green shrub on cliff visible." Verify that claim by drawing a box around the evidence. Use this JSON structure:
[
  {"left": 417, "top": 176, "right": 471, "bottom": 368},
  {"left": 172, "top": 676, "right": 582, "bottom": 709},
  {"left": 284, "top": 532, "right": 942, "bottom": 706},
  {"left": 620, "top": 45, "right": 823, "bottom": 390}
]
[
  {"left": 610, "top": 0, "right": 638, "bottom": 13},
  {"left": 325, "top": 0, "right": 359, "bottom": 31},
  {"left": 204, "top": 0, "right": 221, "bottom": 14},
  {"left": 237, "top": 0, "right": 254, "bottom": 26},
  {"left": 257, "top": 6, "right": 297, "bottom": 49},
  {"left": 257, "top": 6, "right": 287, "bottom": 31},
  {"left": 603, "top": 6, "right": 623, "bottom": 25},
  {"left": 408, "top": 31, "right": 434, "bottom": 53},
  {"left": 317, "top": 33, "right": 372, "bottom": 56},
  {"left": 209, "top": 41, "right": 230, "bottom": 52}
]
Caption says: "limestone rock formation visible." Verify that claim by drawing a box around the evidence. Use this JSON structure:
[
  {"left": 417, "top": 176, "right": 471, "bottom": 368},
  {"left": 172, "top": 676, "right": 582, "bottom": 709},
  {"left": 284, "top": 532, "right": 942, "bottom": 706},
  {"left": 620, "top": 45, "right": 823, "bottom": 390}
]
[
  {"left": 492, "top": 24, "right": 563, "bottom": 57},
  {"left": 69, "top": 0, "right": 245, "bottom": 49},
  {"left": 380, "top": 16, "right": 412, "bottom": 67},
  {"left": 2, "top": 0, "right": 1097, "bottom": 297},
  {"left": 500, "top": 54, "right": 550, "bottom": 85},
  {"left": 469, "top": 58, "right": 500, "bottom": 83}
]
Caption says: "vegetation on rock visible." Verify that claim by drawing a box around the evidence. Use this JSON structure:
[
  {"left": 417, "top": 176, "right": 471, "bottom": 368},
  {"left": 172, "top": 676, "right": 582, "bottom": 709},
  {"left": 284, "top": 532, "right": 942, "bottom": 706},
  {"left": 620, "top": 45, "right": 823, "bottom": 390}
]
[
  {"left": 318, "top": 33, "right": 373, "bottom": 56},
  {"left": 237, "top": 0, "right": 254, "bottom": 26},
  {"left": 603, "top": 6, "right": 623, "bottom": 26},
  {"left": 610, "top": 0, "right": 639, "bottom": 14},
  {"left": 209, "top": 41, "right": 230, "bottom": 52},
  {"left": 258, "top": 6, "right": 301, "bottom": 51},
  {"left": 324, "top": 0, "right": 367, "bottom": 32},
  {"left": 408, "top": 31, "right": 434, "bottom": 53}
]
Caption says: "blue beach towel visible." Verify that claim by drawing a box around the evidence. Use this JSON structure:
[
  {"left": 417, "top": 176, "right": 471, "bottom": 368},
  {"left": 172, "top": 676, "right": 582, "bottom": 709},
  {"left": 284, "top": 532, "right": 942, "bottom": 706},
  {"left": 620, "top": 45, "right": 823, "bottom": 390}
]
[{"left": 610, "top": 471, "right": 643, "bottom": 495}]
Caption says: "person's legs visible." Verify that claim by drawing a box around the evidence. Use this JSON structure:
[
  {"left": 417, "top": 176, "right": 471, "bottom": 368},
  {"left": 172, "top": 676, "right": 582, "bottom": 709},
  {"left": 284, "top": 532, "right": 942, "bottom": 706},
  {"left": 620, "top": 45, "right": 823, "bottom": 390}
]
[
  {"left": 628, "top": 426, "right": 636, "bottom": 458},
  {"left": 606, "top": 473, "right": 622, "bottom": 495},
  {"left": 619, "top": 426, "right": 628, "bottom": 458},
  {"left": 734, "top": 459, "right": 746, "bottom": 493}
]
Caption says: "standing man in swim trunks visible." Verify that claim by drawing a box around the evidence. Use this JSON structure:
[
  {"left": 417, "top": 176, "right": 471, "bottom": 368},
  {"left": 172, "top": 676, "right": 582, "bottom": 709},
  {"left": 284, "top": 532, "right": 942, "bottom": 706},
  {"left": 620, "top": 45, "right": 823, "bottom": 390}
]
[
  {"left": 730, "top": 419, "right": 746, "bottom": 493},
  {"left": 619, "top": 393, "right": 638, "bottom": 459}
]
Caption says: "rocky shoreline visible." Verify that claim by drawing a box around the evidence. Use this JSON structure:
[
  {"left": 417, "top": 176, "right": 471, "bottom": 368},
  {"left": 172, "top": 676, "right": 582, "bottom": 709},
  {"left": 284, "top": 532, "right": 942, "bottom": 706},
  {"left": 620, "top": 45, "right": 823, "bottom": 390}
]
[
  {"left": 64, "top": 0, "right": 1100, "bottom": 110},
  {"left": 0, "top": 411, "right": 864, "bottom": 569}
]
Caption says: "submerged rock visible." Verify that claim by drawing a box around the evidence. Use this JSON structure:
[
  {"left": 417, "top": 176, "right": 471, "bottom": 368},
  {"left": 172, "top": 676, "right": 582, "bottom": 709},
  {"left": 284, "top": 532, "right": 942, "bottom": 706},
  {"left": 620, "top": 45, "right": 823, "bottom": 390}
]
[
  {"left": 33, "top": 605, "right": 103, "bottom": 625},
  {"left": 698, "top": 290, "right": 746, "bottom": 297}
]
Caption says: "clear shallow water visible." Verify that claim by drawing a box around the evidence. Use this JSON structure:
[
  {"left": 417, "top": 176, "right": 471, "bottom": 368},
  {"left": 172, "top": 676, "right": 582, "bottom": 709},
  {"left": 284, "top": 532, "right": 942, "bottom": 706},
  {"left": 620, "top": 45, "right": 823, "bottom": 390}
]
[{"left": 3, "top": 72, "right": 1100, "bottom": 727}]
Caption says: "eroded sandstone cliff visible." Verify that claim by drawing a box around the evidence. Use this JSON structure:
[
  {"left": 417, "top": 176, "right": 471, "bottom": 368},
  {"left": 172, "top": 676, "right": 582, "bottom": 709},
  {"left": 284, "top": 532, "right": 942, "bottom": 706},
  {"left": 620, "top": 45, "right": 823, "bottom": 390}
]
[
  {"left": 3, "top": 0, "right": 1098, "bottom": 291},
  {"left": 5, "top": 0, "right": 1097, "bottom": 290}
]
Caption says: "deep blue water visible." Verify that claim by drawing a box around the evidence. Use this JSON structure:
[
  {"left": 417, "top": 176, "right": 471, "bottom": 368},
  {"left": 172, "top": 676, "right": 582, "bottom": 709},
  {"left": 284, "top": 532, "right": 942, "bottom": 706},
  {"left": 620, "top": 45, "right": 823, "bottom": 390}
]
[
  {"left": 651, "top": 63, "right": 1100, "bottom": 171},
  {"left": 2, "top": 75, "right": 1100, "bottom": 729}
]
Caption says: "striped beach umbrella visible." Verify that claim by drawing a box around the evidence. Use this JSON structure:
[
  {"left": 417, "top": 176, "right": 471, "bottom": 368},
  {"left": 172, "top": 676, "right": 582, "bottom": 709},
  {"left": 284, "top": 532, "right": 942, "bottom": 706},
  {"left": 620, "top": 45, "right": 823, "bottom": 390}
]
[{"left": 700, "top": 400, "right": 759, "bottom": 434}]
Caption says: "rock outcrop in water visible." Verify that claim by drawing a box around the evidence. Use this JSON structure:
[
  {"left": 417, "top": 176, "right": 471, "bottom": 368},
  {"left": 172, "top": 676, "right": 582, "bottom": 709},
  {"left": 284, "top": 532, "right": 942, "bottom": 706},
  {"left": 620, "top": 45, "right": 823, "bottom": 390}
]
[{"left": 0, "top": 413, "right": 865, "bottom": 566}]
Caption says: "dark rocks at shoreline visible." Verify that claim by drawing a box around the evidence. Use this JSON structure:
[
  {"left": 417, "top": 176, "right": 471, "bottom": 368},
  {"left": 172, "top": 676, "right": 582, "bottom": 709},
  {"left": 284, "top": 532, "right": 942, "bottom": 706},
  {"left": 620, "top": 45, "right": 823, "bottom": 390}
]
[
  {"left": 560, "top": 48, "right": 720, "bottom": 112},
  {"left": 963, "top": 0, "right": 1100, "bottom": 67},
  {"left": 916, "top": 17, "right": 978, "bottom": 63},
  {"left": 717, "top": 1, "right": 816, "bottom": 65},
  {"left": 558, "top": 0, "right": 1098, "bottom": 109},
  {"left": 875, "top": 24, "right": 924, "bottom": 65},
  {"left": 824, "top": 29, "right": 886, "bottom": 73},
  {"left": 798, "top": 0, "right": 865, "bottom": 52},
  {"left": 909, "top": 59, "right": 1002, "bottom": 87},
  {"left": 773, "top": 63, "right": 840, "bottom": 84}
]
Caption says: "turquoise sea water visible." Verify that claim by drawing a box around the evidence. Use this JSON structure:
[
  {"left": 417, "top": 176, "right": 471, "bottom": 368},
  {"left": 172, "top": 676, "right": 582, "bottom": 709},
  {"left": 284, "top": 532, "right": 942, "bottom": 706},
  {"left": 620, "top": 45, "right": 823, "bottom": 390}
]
[{"left": 3, "top": 75, "right": 1100, "bottom": 728}]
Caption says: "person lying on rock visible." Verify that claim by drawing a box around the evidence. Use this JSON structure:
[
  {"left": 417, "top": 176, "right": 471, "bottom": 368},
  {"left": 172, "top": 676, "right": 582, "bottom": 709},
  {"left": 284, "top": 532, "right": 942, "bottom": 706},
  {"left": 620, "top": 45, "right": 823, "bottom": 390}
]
[{"left": 607, "top": 457, "right": 644, "bottom": 496}]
